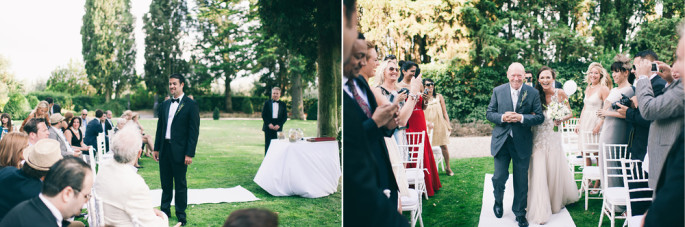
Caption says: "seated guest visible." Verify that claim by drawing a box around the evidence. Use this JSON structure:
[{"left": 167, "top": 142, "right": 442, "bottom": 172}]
[
  {"left": 94, "top": 124, "right": 169, "bottom": 227},
  {"left": 20, "top": 101, "right": 50, "bottom": 132},
  {"left": 0, "top": 156, "right": 91, "bottom": 227},
  {"left": 0, "top": 132, "right": 28, "bottom": 169},
  {"left": 0, "top": 113, "right": 13, "bottom": 139},
  {"left": 24, "top": 118, "right": 50, "bottom": 146},
  {"left": 0, "top": 139, "right": 63, "bottom": 220},
  {"left": 131, "top": 112, "right": 154, "bottom": 157},
  {"left": 64, "top": 117, "right": 90, "bottom": 155},
  {"left": 83, "top": 109, "right": 106, "bottom": 153},
  {"left": 223, "top": 208, "right": 278, "bottom": 227},
  {"left": 114, "top": 117, "right": 128, "bottom": 133},
  {"left": 48, "top": 114, "right": 80, "bottom": 157}
]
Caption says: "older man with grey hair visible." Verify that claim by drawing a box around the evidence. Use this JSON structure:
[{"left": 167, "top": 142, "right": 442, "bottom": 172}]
[{"left": 94, "top": 124, "right": 169, "bottom": 227}]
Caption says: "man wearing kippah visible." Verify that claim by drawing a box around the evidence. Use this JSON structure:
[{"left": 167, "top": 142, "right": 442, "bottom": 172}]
[{"left": 0, "top": 139, "right": 63, "bottom": 220}]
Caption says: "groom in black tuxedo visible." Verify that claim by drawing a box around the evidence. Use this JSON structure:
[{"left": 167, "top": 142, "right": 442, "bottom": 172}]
[
  {"left": 486, "top": 63, "right": 545, "bottom": 227},
  {"left": 153, "top": 73, "right": 200, "bottom": 226},
  {"left": 261, "top": 87, "right": 287, "bottom": 155}
]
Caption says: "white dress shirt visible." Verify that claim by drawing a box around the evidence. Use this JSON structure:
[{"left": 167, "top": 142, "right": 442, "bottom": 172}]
[
  {"left": 502, "top": 85, "right": 525, "bottom": 137},
  {"left": 165, "top": 93, "right": 184, "bottom": 139},
  {"left": 272, "top": 101, "right": 279, "bottom": 119},
  {"left": 39, "top": 193, "right": 63, "bottom": 227}
]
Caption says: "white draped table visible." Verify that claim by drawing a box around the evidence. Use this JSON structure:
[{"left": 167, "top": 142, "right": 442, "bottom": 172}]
[{"left": 254, "top": 139, "right": 341, "bottom": 198}]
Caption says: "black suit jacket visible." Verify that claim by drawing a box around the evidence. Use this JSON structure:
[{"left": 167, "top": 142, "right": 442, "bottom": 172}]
[
  {"left": 50, "top": 104, "right": 61, "bottom": 115},
  {"left": 0, "top": 197, "right": 72, "bottom": 227},
  {"left": 644, "top": 131, "right": 683, "bottom": 227},
  {"left": 0, "top": 167, "right": 43, "bottom": 220},
  {"left": 343, "top": 76, "right": 408, "bottom": 226},
  {"left": 261, "top": 100, "right": 287, "bottom": 132},
  {"left": 154, "top": 95, "right": 200, "bottom": 164},
  {"left": 83, "top": 118, "right": 103, "bottom": 150},
  {"left": 625, "top": 76, "right": 667, "bottom": 161}
]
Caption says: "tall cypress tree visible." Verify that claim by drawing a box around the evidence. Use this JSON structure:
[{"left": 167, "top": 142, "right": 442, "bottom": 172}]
[
  {"left": 143, "top": 0, "right": 189, "bottom": 108},
  {"left": 81, "top": 0, "right": 137, "bottom": 101}
]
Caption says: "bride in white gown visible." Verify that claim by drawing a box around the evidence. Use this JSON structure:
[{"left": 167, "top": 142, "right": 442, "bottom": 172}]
[{"left": 527, "top": 67, "right": 580, "bottom": 224}]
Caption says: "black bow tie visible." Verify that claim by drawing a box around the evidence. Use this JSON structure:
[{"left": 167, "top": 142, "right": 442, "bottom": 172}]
[{"left": 171, "top": 98, "right": 180, "bottom": 103}]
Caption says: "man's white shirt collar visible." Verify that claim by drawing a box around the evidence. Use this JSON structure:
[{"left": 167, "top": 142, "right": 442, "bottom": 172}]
[{"left": 39, "top": 193, "right": 63, "bottom": 227}]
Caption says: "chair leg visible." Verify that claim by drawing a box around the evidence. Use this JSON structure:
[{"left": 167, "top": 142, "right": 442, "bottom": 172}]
[
  {"left": 410, "top": 210, "right": 417, "bottom": 227},
  {"left": 599, "top": 201, "right": 605, "bottom": 227}
]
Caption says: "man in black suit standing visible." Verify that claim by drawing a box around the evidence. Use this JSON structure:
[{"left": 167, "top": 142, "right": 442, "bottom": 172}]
[
  {"left": 261, "top": 87, "right": 287, "bottom": 155},
  {"left": 0, "top": 156, "right": 91, "bottom": 227},
  {"left": 84, "top": 109, "right": 108, "bottom": 153},
  {"left": 153, "top": 73, "right": 200, "bottom": 226},
  {"left": 342, "top": 32, "right": 408, "bottom": 226}
]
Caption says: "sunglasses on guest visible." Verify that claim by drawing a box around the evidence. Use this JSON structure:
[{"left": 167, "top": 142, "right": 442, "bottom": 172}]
[
  {"left": 388, "top": 67, "right": 399, "bottom": 72},
  {"left": 424, "top": 83, "right": 434, "bottom": 87}
]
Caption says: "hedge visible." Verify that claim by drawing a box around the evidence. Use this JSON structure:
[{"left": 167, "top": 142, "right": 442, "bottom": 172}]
[{"left": 25, "top": 91, "right": 319, "bottom": 117}]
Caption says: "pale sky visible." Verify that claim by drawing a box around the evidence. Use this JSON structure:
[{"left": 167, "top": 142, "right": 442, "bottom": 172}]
[{"left": 0, "top": 0, "right": 151, "bottom": 86}]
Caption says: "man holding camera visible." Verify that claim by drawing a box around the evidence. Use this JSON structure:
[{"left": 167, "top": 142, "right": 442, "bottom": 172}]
[
  {"left": 616, "top": 51, "right": 667, "bottom": 162},
  {"left": 632, "top": 49, "right": 684, "bottom": 191}
]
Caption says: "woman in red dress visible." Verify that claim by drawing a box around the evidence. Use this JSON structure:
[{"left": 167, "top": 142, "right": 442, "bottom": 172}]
[{"left": 398, "top": 61, "right": 442, "bottom": 196}]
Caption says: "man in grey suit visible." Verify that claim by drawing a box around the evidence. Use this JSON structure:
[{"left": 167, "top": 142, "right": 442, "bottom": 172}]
[
  {"left": 47, "top": 114, "right": 79, "bottom": 157},
  {"left": 634, "top": 56, "right": 684, "bottom": 190},
  {"left": 486, "top": 62, "right": 545, "bottom": 227}
]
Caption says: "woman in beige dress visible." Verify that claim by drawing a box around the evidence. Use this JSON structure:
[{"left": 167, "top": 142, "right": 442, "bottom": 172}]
[
  {"left": 575, "top": 62, "right": 611, "bottom": 190},
  {"left": 422, "top": 78, "right": 454, "bottom": 176}
]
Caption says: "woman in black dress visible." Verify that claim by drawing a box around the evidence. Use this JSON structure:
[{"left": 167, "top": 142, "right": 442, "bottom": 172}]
[{"left": 64, "top": 117, "right": 90, "bottom": 154}]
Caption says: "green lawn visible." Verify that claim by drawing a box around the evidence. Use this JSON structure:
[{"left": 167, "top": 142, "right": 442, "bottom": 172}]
[
  {"left": 132, "top": 119, "right": 340, "bottom": 226},
  {"left": 419, "top": 157, "right": 623, "bottom": 227}
]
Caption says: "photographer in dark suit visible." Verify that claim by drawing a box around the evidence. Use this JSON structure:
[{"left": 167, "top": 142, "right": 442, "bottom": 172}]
[
  {"left": 153, "top": 73, "right": 200, "bottom": 226},
  {"left": 45, "top": 97, "right": 61, "bottom": 115},
  {"left": 261, "top": 87, "right": 287, "bottom": 155}
]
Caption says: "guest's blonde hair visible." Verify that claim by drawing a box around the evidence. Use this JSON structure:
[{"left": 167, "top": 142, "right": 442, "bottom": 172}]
[
  {"left": 0, "top": 132, "right": 29, "bottom": 169},
  {"left": 374, "top": 60, "right": 398, "bottom": 87},
  {"left": 121, "top": 110, "right": 133, "bottom": 120},
  {"left": 584, "top": 62, "right": 613, "bottom": 89}
]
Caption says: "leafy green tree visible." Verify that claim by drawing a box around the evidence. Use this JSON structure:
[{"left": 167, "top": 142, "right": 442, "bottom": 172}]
[
  {"left": 0, "top": 55, "right": 23, "bottom": 111},
  {"left": 4, "top": 93, "right": 29, "bottom": 119},
  {"left": 46, "top": 60, "right": 96, "bottom": 95},
  {"left": 144, "top": 0, "right": 189, "bottom": 107},
  {"left": 81, "top": 0, "right": 137, "bottom": 101},
  {"left": 258, "top": 0, "right": 341, "bottom": 137},
  {"left": 252, "top": 29, "right": 316, "bottom": 120},
  {"left": 630, "top": 17, "right": 684, "bottom": 64},
  {"left": 195, "top": 0, "right": 255, "bottom": 112}
]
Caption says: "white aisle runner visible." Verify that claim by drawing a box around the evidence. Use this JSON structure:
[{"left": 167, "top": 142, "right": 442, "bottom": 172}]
[
  {"left": 149, "top": 186, "right": 259, "bottom": 205},
  {"left": 479, "top": 174, "right": 575, "bottom": 227}
]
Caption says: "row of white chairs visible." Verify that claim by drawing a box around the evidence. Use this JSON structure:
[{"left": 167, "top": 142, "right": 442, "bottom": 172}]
[
  {"left": 81, "top": 131, "right": 115, "bottom": 227},
  {"left": 386, "top": 130, "right": 428, "bottom": 227},
  {"left": 560, "top": 119, "right": 652, "bottom": 227}
]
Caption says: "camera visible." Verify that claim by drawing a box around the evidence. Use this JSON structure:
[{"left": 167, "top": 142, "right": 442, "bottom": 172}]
[
  {"left": 398, "top": 88, "right": 410, "bottom": 95},
  {"left": 611, "top": 94, "right": 633, "bottom": 110},
  {"left": 424, "top": 88, "right": 430, "bottom": 95},
  {"left": 651, "top": 62, "right": 658, "bottom": 73}
]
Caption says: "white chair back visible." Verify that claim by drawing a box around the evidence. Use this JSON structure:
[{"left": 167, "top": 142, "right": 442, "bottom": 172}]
[
  {"left": 400, "top": 132, "right": 425, "bottom": 170},
  {"left": 581, "top": 131, "right": 600, "bottom": 167},
  {"left": 620, "top": 159, "right": 653, "bottom": 218},
  {"left": 602, "top": 144, "right": 630, "bottom": 187},
  {"left": 97, "top": 132, "right": 106, "bottom": 160},
  {"left": 385, "top": 136, "right": 410, "bottom": 197},
  {"left": 86, "top": 190, "right": 104, "bottom": 227}
]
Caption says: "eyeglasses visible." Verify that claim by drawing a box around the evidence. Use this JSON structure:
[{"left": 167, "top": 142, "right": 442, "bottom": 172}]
[
  {"left": 388, "top": 67, "right": 399, "bottom": 72},
  {"left": 74, "top": 188, "right": 92, "bottom": 200},
  {"left": 425, "top": 83, "right": 434, "bottom": 86},
  {"left": 525, "top": 77, "right": 533, "bottom": 82}
]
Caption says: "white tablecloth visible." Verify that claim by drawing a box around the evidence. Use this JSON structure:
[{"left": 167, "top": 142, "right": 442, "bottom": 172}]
[{"left": 254, "top": 139, "right": 341, "bottom": 198}]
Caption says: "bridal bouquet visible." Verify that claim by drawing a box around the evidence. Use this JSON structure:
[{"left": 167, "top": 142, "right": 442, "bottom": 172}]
[{"left": 546, "top": 100, "right": 571, "bottom": 132}]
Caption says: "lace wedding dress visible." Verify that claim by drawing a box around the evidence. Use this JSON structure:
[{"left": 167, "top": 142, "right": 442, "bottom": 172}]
[{"left": 527, "top": 90, "right": 580, "bottom": 224}]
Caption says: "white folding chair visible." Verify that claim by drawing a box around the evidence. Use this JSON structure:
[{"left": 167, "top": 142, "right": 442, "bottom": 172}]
[
  {"left": 86, "top": 190, "right": 104, "bottom": 227},
  {"left": 401, "top": 188, "right": 423, "bottom": 227},
  {"left": 580, "top": 131, "right": 602, "bottom": 210},
  {"left": 598, "top": 144, "right": 630, "bottom": 227},
  {"left": 427, "top": 127, "right": 444, "bottom": 173},
  {"left": 620, "top": 159, "right": 652, "bottom": 227},
  {"left": 82, "top": 147, "right": 97, "bottom": 177},
  {"left": 398, "top": 131, "right": 428, "bottom": 200},
  {"left": 561, "top": 118, "right": 581, "bottom": 181}
]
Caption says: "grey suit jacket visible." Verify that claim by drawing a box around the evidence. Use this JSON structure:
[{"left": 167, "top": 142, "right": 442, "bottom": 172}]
[
  {"left": 486, "top": 83, "right": 545, "bottom": 159},
  {"left": 47, "top": 126, "right": 71, "bottom": 157},
  {"left": 637, "top": 78, "right": 684, "bottom": 189}
]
